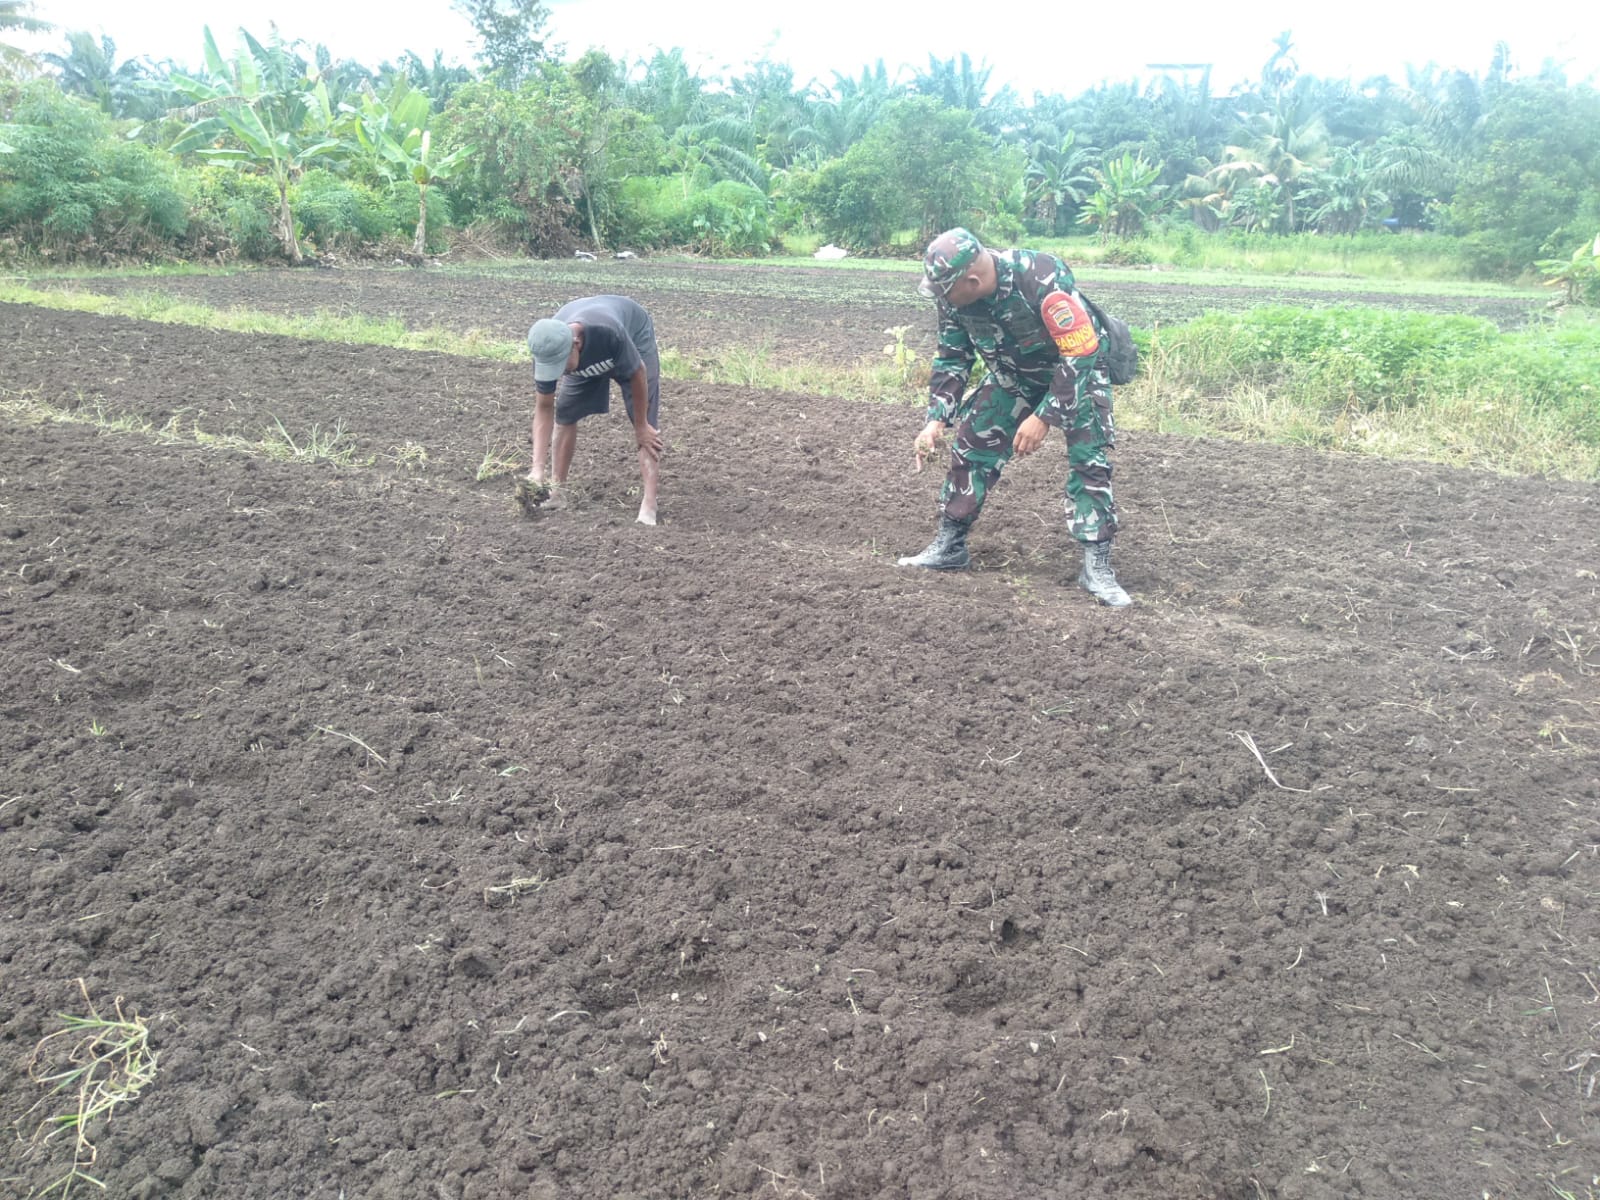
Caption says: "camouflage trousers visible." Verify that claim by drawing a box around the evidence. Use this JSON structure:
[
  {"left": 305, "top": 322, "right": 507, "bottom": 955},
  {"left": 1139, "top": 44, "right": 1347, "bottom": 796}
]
[{"left": 938, "top": 370, "right": 1119, "bottom": 543}]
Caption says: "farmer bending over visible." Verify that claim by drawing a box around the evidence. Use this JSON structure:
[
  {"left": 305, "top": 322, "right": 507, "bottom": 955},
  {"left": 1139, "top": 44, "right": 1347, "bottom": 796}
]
[{"left": 527, "top": 295, "right": 663, "bottom": 525}]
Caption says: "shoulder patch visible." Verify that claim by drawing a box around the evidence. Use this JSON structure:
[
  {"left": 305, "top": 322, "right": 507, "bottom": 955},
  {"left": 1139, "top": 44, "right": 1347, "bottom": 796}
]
[{"left": 1040, "top": 290, "right": 1100, "bottom": 359}]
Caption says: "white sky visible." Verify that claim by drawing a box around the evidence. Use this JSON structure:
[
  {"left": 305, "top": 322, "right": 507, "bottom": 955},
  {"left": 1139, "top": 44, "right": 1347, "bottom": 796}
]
[{"left": 13, "top": 0, "right": 1600, "bottom": 95}]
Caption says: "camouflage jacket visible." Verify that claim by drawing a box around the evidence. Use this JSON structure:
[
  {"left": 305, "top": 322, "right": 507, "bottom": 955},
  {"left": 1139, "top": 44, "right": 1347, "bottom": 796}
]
[{"left": 926, "top": 249, "right": 1105, "bottom": 427}]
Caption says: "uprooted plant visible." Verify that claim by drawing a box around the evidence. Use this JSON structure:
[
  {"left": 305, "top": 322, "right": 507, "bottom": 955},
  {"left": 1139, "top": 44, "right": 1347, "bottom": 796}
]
[{"left": 19, "top": 979, "right": 159, "bottom": 1198}]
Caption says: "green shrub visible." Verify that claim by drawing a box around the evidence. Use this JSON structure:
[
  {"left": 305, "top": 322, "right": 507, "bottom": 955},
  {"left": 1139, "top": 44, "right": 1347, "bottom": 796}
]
[
  {"left": 1438, "top": 318, "right": 1600, "bottom": 443},
  {"left": 611, "top": 177, "right": 770, "bottom": 254},
  {"left": 1171, "top": 223, "right": 1203, "bottom": 268},
  {"left": 982, "top": 210, "right": 1026, "bottom": 246},
  {"left": 1441, "top": 78, "right": 1600, "bottom": 278},
  {"left": 612, "top": 176, "right": 682, "bottom": 247},
  {"left": 224, "top": 199, "right": 278, "bottom": 260},
  {"left": 189, "top": 166, "right": 280, "bottom": 261},
  {"left": 1156, "top": 306, "right": 1600, "bottom": 444},
  {"left": 685, "top": 181, "right": 771, "bottom": 255},
  {"left": 0, "top": 80, "right": 190, "bottom": 258},
  {"left": 1458, "top": 230, "right": 1523, "bottom": 280},
  {"left": 293, "top": 170, "right": 395, "bottom": 251},
  {"left": 800, "top": 153, "right": 898, "bottom": 248},
  {"left": 1100, "top": 239, "right": 1154, "bottom": 266},
  {"left": 434, "top": 75, "right": 585, "bottom": 254}
]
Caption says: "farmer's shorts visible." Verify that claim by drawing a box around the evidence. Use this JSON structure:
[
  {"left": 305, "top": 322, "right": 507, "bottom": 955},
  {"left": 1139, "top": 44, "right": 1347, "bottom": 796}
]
[{"left": 554, "top": 348, "right": 660, "bottom": 427}]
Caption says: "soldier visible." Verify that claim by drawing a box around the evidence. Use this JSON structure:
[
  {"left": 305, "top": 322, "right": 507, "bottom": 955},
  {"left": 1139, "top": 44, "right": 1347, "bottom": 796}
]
[
  {"left": 527, "top": 295, "right": 664, "bottom": 526},
  {"left": 898, "top": 228, "right": 1131, "bottom": 606}
]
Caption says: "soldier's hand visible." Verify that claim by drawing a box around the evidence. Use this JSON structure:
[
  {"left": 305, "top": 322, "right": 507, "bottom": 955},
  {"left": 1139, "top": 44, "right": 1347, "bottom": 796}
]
[
  {"left": 912, "top": 420, "right": 947, "bottom": 473},
  {"left": 1012, "top": 414, "right": 1048, "bottom": 458}
]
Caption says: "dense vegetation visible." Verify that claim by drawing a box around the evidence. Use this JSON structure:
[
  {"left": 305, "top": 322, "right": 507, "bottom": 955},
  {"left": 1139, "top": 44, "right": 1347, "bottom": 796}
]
[{"left": 1, "top": 2, "right": 1597, "bottom": 287}]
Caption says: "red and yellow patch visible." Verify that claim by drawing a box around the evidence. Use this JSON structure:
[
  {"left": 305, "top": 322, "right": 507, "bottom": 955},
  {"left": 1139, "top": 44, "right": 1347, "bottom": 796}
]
[{"left": 1040, "top": 290, "right": 1100, "bottom": 359}]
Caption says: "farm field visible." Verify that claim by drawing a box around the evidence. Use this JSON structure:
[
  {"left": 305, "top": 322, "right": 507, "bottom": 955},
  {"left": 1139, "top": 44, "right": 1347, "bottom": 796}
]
[
  {"left": 2, "top": 262, "right": 1597, "bottom": 1200},
  {"left": 23, "top": 257, "right": 1550, "bottom": 368}
]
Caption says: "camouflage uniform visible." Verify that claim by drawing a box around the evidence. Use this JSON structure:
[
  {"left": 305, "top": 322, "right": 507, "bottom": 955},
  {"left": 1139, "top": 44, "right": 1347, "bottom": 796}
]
[{"left": 927, "top": 248, "right": 1117, "bottom": 543}]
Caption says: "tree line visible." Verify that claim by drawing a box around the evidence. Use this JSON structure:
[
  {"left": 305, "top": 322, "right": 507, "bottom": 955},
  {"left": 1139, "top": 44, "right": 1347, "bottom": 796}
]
[{"left": 2, "top": 0, "right": 1598, "bottom": 279}]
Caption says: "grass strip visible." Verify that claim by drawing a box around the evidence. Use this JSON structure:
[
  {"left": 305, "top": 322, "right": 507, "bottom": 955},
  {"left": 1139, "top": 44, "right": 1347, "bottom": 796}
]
[
  {"left": 0, "top": 282, "right": 925, "bottom": 404},
  {"left": 4, "top": 281, "right": 1595, "bottom": 481}
]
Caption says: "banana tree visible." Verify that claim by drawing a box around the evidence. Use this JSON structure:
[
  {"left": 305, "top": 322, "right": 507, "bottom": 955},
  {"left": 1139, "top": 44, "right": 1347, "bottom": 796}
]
[
  {"left": 168, "top": 26, "right": 343, "bottom": 262},
  {"left": 1538, "top": 232, "right": 1600, "bottom": 306},
  {"left": 347, "top": 78, "right": 476, "bottom": 254},
  {"left": 1078, "top": 152, "right": 1168, "bottom": 240},
  {"left": 1301, "top": 147, "right": 1389, "bottom": 234}
]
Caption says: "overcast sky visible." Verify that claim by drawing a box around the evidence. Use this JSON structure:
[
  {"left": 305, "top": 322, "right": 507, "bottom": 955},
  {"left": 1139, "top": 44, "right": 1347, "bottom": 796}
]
[{"left": 14, "top": 0, "right": 1599, "bottom": 95}]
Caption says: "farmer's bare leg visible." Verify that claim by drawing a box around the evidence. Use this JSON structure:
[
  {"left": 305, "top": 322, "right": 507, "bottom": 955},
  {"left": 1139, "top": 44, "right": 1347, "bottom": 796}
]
[
  {"left": 630, "top": 362, "right": 662, "bottom": 526},
  {"left": 637, "top": 445, "right": 659, "bottom": 525}
]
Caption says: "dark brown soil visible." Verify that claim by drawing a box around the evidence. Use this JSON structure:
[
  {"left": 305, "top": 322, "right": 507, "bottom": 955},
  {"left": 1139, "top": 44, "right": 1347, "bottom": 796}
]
[{"left": 1, "top": 269, "right": 1596, "bottom": 1200}]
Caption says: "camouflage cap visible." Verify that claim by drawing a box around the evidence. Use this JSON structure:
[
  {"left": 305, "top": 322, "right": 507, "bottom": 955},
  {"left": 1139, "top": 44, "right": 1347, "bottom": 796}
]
[{"left": 919, "top": 227, "right": 983, "bottom": 299}]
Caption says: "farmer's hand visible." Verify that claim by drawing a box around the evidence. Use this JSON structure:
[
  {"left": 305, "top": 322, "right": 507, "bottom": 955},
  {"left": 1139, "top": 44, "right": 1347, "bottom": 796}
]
[
  {"left": 636, "top": 422, "right": 663, "bottom": 460},
  {"left": 1012, "top": 414, "right": 1048, "bottom": 458},
  {"left": 912, "top": 420, "right": 947, "bottom": 473}
]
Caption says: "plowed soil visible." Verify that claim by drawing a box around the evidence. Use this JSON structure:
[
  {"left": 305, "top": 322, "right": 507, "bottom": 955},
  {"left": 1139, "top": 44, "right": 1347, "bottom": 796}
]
[{"left": 1, "top": 263, "right": 1596, "bottom": 1200}]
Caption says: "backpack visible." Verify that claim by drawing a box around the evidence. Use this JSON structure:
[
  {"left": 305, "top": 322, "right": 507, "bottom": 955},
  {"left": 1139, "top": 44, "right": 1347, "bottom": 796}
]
[{"left": 1080, "top": 293, "right": 1138, "bottom": 385}]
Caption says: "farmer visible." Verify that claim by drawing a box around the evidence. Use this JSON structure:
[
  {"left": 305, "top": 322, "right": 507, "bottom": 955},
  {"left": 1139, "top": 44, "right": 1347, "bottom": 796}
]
[
  {"left": 527, "top": 295, "right": 664, "bottom": 525},
  {"left": 898, "top": 228, "right": 1131, "bottom": 606}
]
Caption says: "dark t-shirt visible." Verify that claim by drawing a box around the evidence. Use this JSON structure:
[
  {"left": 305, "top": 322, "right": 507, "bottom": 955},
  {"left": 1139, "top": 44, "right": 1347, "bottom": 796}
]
[{"left": 552, "top": 295, "right": 656, "bottom": 385}]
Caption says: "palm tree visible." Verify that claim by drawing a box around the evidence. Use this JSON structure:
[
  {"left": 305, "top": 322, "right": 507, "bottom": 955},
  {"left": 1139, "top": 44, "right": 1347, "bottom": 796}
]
[
  {"left": 310, "top": 44, "right": 374, "bottom": 110},
  {"left": 382, "top": 50, "right": 473, "bottom": 108},
  {"left": 1153, "top": 65, "right": 1221, "bottom": 146},
  {"left": 912, "top": 53, "right": 1017, "bottom": 135},
  {"left": 1403, "top": 62, "right": 1486, "bottom": 159},
  {"left": 1258, "top": 30, "right": 1298, "bottom": 104},
  {"left": 784, "top": 64, "right": 905, "bottom": 167},
  {"left": 663, "top": 115, "right": 768, "bottom": 196},
  {"left": 1370, "top": 130, "right": 1455, "bottom": 225},
  {"left": 913, "top": 53, "right": 990, "bottom": 111},
  {"left": 1170, "top": 153, "right": 1234, "bottom": 231},
  {"left": 1210, "top": 93, "right": 1330, "bottom": 232},
  {"left": 830, "top": 60, "right": 898, "bottom": 102},
  {"left": 728, "top": 59, "right": 813, "bottom": 169},
  {"left": 788, "top": 90, "right": 880, "bottom": 166},
  {"left": 41, "top": 32, "right": 151, "bottom": 116},
  {"left": 1024, "top": 131, "right": 1098, "bottom": 232},
  {"left": 628, "top": 48, "right": 707, "bottom": 138},
  {"left": 0, "top": 0, "right": 50, "bottom": 77}
]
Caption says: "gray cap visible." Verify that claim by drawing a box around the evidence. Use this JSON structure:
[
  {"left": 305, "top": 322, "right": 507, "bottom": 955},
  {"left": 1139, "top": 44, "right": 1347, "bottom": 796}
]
[{"left": 528, "top": 319, "right": 574, "bottom": 385}]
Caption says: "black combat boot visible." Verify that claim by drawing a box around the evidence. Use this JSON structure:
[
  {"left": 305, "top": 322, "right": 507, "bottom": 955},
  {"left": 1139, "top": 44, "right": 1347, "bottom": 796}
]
[
  {"left": 897, "top": 516, "right": 972, "bottom": 570},
  {"left": 1078, "top": 539, "right": 1132, "bottom": 606}
]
